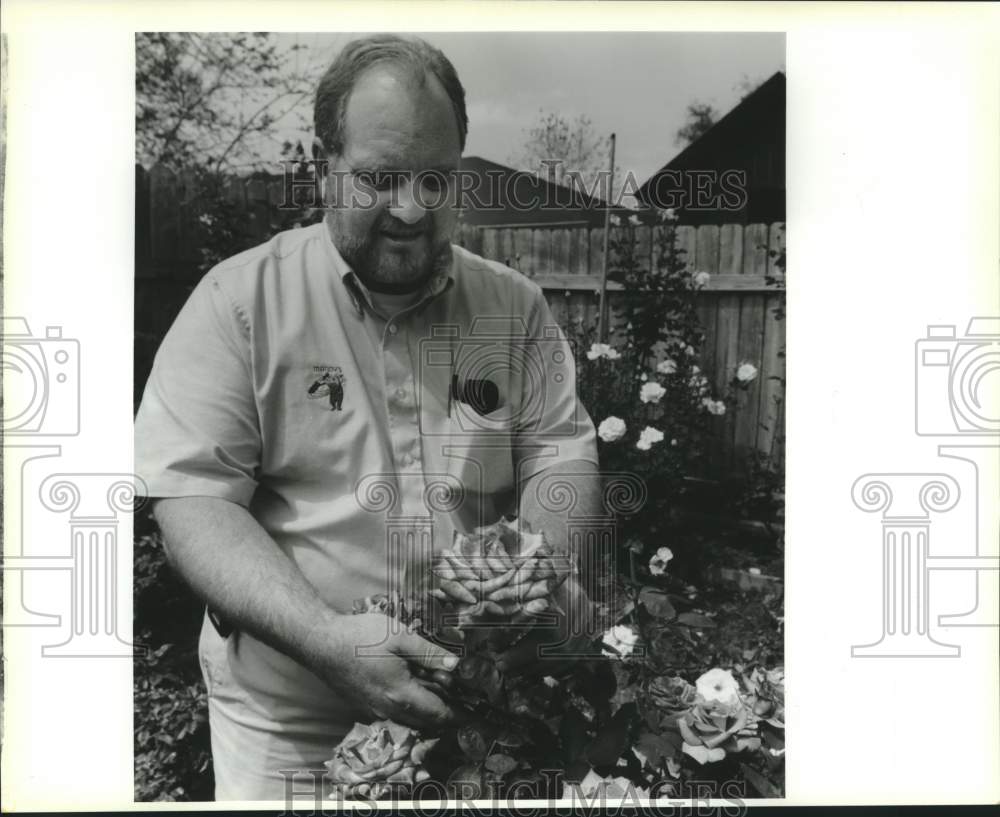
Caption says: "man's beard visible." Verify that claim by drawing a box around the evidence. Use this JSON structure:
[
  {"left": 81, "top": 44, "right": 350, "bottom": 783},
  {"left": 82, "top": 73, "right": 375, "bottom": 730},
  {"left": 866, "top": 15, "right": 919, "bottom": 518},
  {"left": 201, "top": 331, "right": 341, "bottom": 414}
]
[{"left": 331, "top": 216, "right": 453, "bottom": 295}]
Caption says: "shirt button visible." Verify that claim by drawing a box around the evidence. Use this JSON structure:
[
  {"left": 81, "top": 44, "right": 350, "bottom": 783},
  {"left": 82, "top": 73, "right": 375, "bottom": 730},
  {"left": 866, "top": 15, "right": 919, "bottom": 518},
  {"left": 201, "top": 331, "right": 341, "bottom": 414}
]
[{"left": 388, "top": 324, "right": 398, "bottom": 335}]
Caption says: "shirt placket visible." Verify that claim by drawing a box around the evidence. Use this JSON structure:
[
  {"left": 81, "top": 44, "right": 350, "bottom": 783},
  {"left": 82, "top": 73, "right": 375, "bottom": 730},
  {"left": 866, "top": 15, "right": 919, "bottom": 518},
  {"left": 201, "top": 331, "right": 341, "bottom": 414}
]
[{"left": 381, "top": 313, "right": 426, "bottom": 519}]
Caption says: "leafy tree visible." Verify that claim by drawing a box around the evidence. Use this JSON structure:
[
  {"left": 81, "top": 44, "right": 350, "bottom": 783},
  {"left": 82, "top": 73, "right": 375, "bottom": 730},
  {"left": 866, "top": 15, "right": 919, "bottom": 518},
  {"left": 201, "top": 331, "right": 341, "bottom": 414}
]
[
  {"left": 674, "top": 102, "right": 717, "bottom": 147},
  {"left": 510, "top": 110, "right": 617, "bottom": 194},
  {"left": 136, "top": 33, "right": 315, "bottom": 173}
]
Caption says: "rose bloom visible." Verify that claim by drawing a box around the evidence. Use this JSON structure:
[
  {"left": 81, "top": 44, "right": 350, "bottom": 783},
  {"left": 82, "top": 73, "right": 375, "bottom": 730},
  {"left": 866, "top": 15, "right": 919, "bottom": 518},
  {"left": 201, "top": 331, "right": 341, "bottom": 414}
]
[
  {"left": 602, "top": 625, "right": 639, "bottom": 657},
  {"left": 702, "top": 397, "right": 726, "bottom": 416},
  {"left": 656, "top": 358, "right": 677, "bottom": 375},
  {"left": 628, "top": 214, "right": 641, "bottom": 227},
  {"left": 647, "top": 675, "right": 697, "bottom": 718},
  {"left": 648, "top": 546, "right": 674, "bottom": 575},
  {"left": 660, "top": 207, "right": 678, "bottom": 222},
  {"left": 693, "top": 270, "right": 711, "bottom": 287},
  {"left": 639, "top": 381, "right": 666, "bottom": 404},
  {"left": 597, "top": 416, "right": 627, "bottom": 442},
  {"left": 610, "top": 214, "right": 622, "bottom": 227},
  {"left": 587, "top": 342, "right": 621, "bottom": 361},
  {"left": 695, "top": 668, "right": 741, "bottom": 708},
  {"left": 736, "top": 362, "right": 758, "bottom": 383},
  {"left": 636, "top": 426, "right": 665, "bottom": 451}
]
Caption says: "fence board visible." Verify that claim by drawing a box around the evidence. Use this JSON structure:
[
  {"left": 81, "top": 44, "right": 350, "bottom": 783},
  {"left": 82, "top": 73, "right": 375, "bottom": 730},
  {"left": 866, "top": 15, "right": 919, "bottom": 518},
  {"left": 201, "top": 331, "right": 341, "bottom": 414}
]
[
  {"left": 756, "top": 294, "right": 786, "bottom": 461},
  {"left": 590, "top": 227, "right": 604, "bottom": 278},
  {"left": 742, "top": 223, "right": 770, "bottom": 278},
  {"left": 514, "top": 228, "right": 533, "bottom": 276},
  {"left": 550, "top": 228, "right": 570, "bottom": 275},
  {"left": 767, "top": 221, "right": 785, "bottom": 279},
  {"left": 696, "top": 225, "right": 721, "bottom": 274},
  {"left": 676, "top": 225, "right": 697, "bottom": 273},
  {"left": 712, "top": 293, "right": 741, "bottom": 472},
  {"left": 733, "top": 295, "right": 767, "bottom": 464},
  {"left": 718, "top": 224, "right": 743, "bottom": 276}
]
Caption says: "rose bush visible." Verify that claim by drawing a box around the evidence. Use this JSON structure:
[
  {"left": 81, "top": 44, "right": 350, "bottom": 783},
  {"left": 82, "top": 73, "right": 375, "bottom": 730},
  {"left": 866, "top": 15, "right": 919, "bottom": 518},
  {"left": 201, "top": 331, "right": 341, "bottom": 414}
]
[{"left": 323, "top": 515, "right": 784, "bottom": 802}]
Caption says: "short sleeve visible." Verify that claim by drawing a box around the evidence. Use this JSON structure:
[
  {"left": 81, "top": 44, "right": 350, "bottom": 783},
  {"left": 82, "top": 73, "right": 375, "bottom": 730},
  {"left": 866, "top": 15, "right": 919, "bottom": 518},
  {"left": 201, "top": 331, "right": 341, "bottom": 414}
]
[
  {"left": 511, "top": 290, "right": 598, "bottom": 483},
  {"left": 134, "top": 273, "right": 261, "bottom": 506}
]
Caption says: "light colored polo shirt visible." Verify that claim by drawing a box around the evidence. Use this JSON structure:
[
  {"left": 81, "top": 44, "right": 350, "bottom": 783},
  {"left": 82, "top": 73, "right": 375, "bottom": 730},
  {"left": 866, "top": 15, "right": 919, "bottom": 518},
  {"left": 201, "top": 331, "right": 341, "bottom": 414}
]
[{"left": 134, "top": 220, "right": 597, "bottom": 725}]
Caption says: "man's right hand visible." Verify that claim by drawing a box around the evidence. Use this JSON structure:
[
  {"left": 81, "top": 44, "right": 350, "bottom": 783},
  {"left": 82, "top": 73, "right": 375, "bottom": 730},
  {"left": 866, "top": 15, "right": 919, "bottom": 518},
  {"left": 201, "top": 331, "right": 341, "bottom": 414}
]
[{"left": 308, "top": 611, "right": 462, "bottom": 731}]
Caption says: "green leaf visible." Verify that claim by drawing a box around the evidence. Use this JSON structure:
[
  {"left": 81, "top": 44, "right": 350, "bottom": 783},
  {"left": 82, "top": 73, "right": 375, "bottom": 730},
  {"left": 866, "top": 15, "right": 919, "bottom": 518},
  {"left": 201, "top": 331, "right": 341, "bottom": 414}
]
[
  {"left": 676, "top": 612, "right": 716, "bottom": 628},
  {"left": 485, "top": 753, "right": 518, "bottom": 775},
  {"left": 586, "top": 705, "right": 635, "bottom": 766},
  {"left": 634, "top": 731, "right": 674, "bottom": 770},
  {"left": 740, "top": 762, "right": 782, "bottom": 798},
  {"left": 639, "top": 587, "right": 677, "bottom": 620}
]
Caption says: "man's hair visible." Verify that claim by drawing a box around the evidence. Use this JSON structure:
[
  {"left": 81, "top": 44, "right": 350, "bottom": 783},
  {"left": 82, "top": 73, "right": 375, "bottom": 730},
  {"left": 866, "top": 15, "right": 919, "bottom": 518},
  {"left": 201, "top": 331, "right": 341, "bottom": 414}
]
[{"left": 314, "top": 34, "right": 468, "bottom": 157}]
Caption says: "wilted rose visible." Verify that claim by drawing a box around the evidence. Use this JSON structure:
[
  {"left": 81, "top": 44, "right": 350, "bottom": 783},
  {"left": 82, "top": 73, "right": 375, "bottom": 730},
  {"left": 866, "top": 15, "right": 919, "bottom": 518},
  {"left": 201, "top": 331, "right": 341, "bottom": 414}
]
[{"left": 325, "top": 720, "right": 438, "bottom": 799}]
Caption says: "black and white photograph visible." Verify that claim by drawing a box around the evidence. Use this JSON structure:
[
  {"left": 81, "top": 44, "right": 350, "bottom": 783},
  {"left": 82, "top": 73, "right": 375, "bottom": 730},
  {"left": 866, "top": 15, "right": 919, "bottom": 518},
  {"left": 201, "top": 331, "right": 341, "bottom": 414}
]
[
  {"left": 2, "top": 3, "right": 998, "bottom": 814},
  {"left": 132, "top": 31, "right": 786, "bottom": 804}
]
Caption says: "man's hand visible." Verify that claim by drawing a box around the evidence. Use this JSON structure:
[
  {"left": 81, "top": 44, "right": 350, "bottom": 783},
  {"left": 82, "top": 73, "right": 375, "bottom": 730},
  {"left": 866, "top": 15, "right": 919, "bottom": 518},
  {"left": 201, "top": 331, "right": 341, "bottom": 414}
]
[
  {"left": 309, "top": 611, "right": 462, "bottom": 730},
  {"left": 495, "top": 574, "right": 601, "bottom": 677}
]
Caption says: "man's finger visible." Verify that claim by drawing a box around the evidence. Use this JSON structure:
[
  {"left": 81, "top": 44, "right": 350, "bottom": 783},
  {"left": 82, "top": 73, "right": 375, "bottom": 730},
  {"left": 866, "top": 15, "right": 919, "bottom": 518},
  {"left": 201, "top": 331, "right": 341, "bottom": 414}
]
[
  {"left": 392, "top": 632, "right": 460, "bottom": 673},
  {"left": 384, "top": 682, "right": 458, "bottom": 729}
]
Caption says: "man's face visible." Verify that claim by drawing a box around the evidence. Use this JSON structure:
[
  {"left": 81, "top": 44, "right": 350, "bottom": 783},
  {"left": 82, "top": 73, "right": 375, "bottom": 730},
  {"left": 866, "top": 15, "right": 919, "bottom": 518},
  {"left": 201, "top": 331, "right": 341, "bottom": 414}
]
[{"left": 324, "top": 65, "right": 462, "bottom": 294}]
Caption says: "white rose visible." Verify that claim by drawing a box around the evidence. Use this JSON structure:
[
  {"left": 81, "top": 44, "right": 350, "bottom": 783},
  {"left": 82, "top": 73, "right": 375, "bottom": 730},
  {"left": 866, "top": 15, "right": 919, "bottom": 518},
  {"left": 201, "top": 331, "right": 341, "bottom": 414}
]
[
  {"left": 663, "top": 208, "right": 678, "bottom": 221},
  {"left": 636, "top": 426, "right": 665, "bottom": 451},
  {"left": 648, "top": 546, "right": 674, "bottom": 576},
  {"left": 694, "top": 667, "right": 740, "bottom": 707},
  {"left": 587, "top": 342, "right": 620, "bottom": 361},
  {"left": 701, "top": 397, "right": 726, "bottom": 416},
  {"left": 656, "top": 358, "right": 677, "bottom": 375},
  {"left": 639, "top": 381, "right": 666, "bottom": 404},
  {"left": 736, "top": 362, "right": 758, "bottom": 383},
  {"left": 685, "top": 345, "right": 696, "bottom": 356},
  {"left": 609, "top": 214, "right": 621, "bottom": 227},
  {"left": 598, "top": 416, "right": 627, "bottom": 442},
  {"left": 693, "top": 270, "right": 711, "bottom": 287},
  {"left": 628, "top": 214, "right": 641, "bottom": 227},
  {"left": 602, "top": 625, "right": 639, "bottom": 657}
]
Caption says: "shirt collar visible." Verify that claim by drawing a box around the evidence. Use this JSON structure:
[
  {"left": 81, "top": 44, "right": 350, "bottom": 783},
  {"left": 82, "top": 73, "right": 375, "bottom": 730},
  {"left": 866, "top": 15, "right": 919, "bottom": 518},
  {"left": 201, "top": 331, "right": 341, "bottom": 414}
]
[{"left": 321, "top": 220, "right": 455, "bottom": 317}]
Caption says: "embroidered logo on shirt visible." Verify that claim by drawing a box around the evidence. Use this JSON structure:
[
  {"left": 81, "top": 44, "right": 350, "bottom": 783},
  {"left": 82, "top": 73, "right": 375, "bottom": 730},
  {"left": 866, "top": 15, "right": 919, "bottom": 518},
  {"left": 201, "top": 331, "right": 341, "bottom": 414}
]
[{"left": 307, "top": 366, "right": 346, "bottom": 411}]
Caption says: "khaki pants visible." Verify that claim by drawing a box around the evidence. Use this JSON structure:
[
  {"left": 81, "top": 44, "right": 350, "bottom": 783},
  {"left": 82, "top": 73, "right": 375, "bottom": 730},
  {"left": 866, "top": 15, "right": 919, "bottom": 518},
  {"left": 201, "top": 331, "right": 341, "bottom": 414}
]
[{"left": 197, "top": 614, "right": 355, "bottom": 802}]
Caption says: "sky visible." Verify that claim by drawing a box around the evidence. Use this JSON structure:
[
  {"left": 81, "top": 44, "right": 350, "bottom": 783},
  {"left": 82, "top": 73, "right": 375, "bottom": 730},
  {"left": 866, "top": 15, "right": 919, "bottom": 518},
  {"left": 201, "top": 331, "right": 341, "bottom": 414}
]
[{"left": 274, "top": 31, "right": 785, "bottom": 186}]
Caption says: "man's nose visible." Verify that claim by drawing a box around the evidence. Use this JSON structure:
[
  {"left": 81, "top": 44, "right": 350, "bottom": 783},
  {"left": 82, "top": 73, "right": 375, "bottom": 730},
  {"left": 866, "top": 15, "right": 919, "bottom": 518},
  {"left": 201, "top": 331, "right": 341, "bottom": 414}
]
[{"left": 389, "top": 179, "right": 427, "bottom": 225}]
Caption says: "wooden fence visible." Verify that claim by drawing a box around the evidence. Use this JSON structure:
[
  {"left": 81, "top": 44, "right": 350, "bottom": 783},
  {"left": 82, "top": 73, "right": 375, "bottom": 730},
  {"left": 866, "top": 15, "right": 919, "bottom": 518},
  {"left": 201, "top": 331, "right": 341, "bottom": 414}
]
[
  {"left": 135, "top": 165, "right": 785, "bottom": 475},
  {"left": 452, "top": 220, "right": 786, "bottom": 473}
]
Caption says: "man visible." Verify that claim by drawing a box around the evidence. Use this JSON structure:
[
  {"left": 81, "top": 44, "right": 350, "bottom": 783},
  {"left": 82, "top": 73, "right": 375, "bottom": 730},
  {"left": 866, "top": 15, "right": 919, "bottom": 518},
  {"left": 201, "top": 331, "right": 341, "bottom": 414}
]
[{"left": 135, "top": 34, "right": 602, "bottom": 801}]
